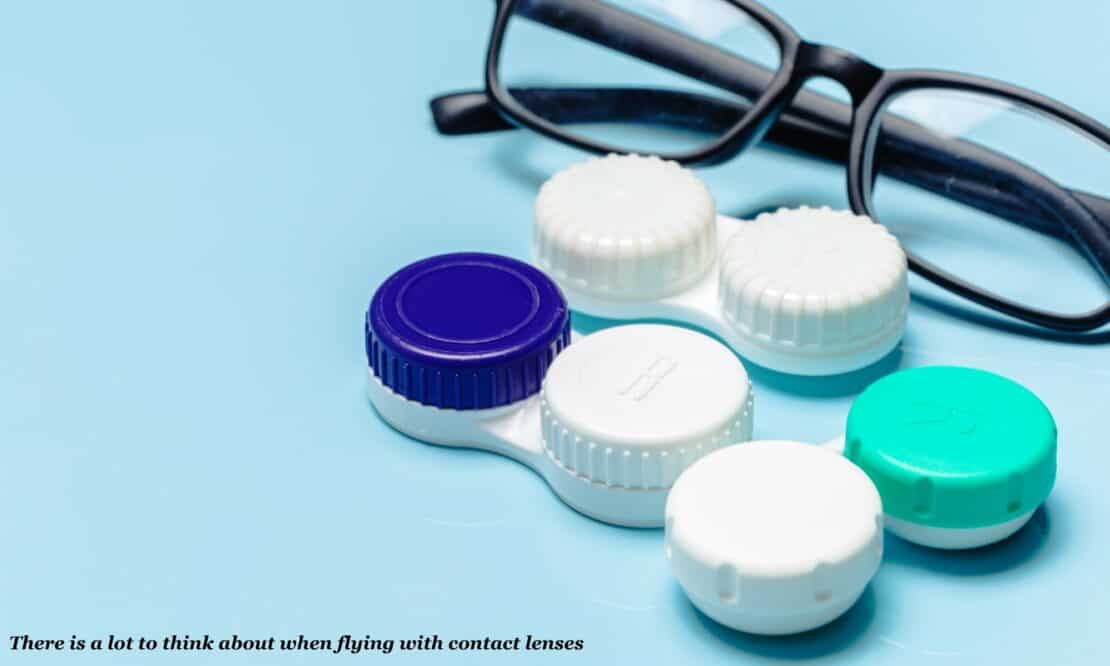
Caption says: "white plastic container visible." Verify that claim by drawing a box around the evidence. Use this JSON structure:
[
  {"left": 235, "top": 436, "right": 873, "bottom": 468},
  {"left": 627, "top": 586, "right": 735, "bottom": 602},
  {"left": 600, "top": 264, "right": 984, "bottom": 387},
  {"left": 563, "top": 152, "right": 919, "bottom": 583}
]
[
  {"left": 369, "top": 323, "right": 754, "bottom": 527},
  {"left": 534, "top": 155, "right": 909, "bottom": 376},
  {"left": 666, "top": 441, "right": 883, "bottom": 635}
]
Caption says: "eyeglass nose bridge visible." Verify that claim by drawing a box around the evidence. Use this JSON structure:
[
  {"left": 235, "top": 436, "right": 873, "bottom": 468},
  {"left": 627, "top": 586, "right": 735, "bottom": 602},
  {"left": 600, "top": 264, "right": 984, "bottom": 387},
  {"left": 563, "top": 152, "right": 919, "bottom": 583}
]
[{"left": 794, "top": 41, "right": 884, "bottom": 104}]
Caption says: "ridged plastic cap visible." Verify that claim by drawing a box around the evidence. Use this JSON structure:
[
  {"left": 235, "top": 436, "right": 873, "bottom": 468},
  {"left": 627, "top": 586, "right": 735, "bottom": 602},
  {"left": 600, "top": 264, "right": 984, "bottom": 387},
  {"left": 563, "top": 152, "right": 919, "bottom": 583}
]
[
  {"left": 539, "top": 324, "right": 753, "bottom": 490},
  {"left": 533, "top": 154, "right": 717, "bottom": 300},
  {"left": 718, "top": 207, "right": 908, "bottom": 372},
  {"left": 666, "top": 441, "right": 883, "bottom": 635},
  {"left": 845, "top": 366, "right": 1057, "bottom": 529},
  {"left": 366, "top": 252, "right": 570, "bottom": 410}
]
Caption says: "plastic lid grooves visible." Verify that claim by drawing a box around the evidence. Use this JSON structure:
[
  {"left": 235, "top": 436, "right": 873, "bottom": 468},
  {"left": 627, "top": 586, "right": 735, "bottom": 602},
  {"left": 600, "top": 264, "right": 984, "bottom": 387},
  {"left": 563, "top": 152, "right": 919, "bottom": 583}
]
[
  {"left": 845, "top": 366, "right": 1057, "bottom": 528},
  {"left": 366, "top": 253, "right": 570, "bottom": 410},
  {"left": 533, "top": 154, "right": 717, "bottom": 300}
]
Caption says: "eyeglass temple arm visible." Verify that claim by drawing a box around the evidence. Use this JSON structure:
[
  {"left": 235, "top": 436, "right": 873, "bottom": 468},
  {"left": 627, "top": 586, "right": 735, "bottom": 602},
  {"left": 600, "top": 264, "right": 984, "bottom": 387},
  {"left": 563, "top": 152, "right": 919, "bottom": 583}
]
[{"left": 431, "top": 87, "right": 1110, "bottom": 248}]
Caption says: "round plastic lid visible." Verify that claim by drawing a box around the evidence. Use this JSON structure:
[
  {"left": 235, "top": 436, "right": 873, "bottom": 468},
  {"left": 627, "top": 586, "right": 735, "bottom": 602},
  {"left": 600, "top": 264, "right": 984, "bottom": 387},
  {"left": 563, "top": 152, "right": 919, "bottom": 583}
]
[
  {"left": 845, "top": 366, "right": 1057, "bottom": 529},
  {"left": 666, "top": 441, "right": 882, "bottom": 635},
  {"left": 366, "top": 252, "right": 570, "bottom": 410},
  {"left": 718, "top": 207, "right": 907, "bottom": 372},
  {"left": 540, "top": 324, "right": 752, "bottom": 489},
  {"left": 533, "top": 154, "right": 717, "bottom": 300}
]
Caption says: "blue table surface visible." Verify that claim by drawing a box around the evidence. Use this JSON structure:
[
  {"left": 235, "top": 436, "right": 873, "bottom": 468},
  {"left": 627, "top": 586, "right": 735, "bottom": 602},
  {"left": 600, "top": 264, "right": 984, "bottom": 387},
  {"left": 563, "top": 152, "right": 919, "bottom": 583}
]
[{"left": 2, "top": 1, "right": 1108, "bottom": 664}]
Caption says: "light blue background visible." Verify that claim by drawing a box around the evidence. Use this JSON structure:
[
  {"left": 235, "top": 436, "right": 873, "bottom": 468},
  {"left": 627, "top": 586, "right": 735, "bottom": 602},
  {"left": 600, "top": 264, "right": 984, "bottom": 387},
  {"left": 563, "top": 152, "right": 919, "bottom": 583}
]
[{"left": 2, "top": 1, "right": 1108, "bottom": 664}]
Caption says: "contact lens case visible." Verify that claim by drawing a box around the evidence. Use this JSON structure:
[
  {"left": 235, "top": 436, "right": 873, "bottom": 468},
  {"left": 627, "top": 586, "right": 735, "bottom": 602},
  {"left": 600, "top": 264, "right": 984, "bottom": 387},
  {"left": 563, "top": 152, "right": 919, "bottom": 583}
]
[
  {"left": 533, "top": 155, "right": 909, "bottom": 376},
  {"left": 837, "top": 366, "right": 1057, "bottom": 549},
  {"left": 666, "top": 441, "right": 883, "bottom": 635},
  {"left": 365, "top": 252, "right": 754, "bottom": 527}
]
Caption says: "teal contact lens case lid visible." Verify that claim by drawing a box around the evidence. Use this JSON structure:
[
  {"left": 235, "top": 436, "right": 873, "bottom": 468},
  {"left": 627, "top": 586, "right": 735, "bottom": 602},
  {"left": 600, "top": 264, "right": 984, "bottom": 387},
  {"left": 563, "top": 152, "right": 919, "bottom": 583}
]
[{"left": 845, "top": 366, "right": 1056, "bottom": 538}]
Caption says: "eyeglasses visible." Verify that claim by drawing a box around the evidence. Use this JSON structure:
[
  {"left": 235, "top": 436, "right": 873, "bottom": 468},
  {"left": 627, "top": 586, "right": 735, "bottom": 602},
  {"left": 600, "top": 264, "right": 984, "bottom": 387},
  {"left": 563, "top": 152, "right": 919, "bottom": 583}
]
[{"left": 431, "top": 0, "right": 1110, "bottom": 333}]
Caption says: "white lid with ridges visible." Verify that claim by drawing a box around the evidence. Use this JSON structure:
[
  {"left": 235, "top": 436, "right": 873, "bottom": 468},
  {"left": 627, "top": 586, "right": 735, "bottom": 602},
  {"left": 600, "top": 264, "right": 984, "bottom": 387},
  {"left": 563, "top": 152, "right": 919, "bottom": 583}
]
[
  {"left": 533, "top": 154, "right": 717, "bottom": 300},
  {"left": 540, "top": 324, "right": 752, "bottom": 490},
  {"left": 666, "top": 441, "right": 883, "bottom": 635},
  {"left": 718, "top": 207, "right": 908, "bottom": 361}
]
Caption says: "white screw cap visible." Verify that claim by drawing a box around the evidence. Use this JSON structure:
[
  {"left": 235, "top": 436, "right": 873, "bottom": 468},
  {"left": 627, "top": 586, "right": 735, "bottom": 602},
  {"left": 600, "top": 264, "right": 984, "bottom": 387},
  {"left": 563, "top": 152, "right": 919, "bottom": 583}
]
[
  {"left": 666, "top": 441, "right": 883, "bottom": 635},
  {"left": 533, "top": 154, "right": 717, "bottom": 300},
  {"left": 718, "top": 207, "right": 908, "bottom": 375},
  {"left": 540, "top": 324, "right": 752, "bottom": 490}
]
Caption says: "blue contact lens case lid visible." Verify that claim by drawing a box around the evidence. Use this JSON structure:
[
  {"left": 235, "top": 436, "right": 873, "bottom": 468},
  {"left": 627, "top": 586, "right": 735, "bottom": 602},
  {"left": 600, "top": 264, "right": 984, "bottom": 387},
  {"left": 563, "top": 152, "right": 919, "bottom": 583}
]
[{"left": 365, "top": 252, "right": 570, "bottom": 410}]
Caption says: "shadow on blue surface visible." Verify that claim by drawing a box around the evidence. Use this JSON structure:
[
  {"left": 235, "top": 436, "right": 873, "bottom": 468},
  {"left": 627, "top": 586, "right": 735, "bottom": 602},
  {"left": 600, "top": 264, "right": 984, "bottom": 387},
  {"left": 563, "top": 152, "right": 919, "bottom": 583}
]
[
  {"left": 491, "top": 135, "right": 555, "bottom": 191},
  {"left": 883, "top": 504, "right": 1053, "bottom": 576},
  {"left": 723, "top": 192, "right": 846, "bottom": 221},
  {"left": 672, "top": 584, "right": 876, "bottom": 659},
  {"left": 912, "top": 292, "right": 1110, "bottom": 345},
  {"left": 743, "top": 345, "right": 903, "bottom": 399}
]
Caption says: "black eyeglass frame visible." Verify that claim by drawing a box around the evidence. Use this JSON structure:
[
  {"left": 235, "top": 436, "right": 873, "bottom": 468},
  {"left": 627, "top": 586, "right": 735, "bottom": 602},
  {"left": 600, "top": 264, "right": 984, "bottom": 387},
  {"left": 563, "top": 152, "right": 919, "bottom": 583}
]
[{"left": 476, "top": 0, "right": 1110, "bottom": 332}]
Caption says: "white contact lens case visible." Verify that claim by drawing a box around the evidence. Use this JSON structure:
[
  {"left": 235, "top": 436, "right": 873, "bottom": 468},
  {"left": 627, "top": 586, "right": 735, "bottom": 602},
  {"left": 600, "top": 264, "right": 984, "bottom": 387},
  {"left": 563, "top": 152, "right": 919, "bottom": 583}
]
[
  {"left": 666, "top": 441, "right": 883, "bottom": 635},
  {"left": 368, "top": 323, "right": 754, "bottom": 528},
  {"left": 533, "top": 155, "right": 910, "bottom": 376}
]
